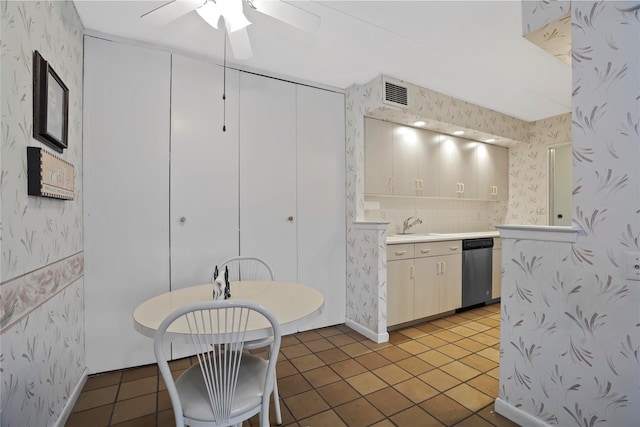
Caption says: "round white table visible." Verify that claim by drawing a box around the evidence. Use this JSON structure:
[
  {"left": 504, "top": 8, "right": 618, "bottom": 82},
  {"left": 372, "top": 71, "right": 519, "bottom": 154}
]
[{"left": 133, "top": 281, "right": 324, "bottom": 343}]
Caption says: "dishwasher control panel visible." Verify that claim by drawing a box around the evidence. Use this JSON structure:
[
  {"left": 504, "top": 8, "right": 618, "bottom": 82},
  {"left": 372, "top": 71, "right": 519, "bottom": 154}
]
[{"left": 462, "top": 238, "right": 494, "bottom": 250}]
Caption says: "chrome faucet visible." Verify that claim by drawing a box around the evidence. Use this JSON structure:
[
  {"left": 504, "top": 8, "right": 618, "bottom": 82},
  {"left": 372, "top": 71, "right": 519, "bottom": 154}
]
[{"left": 402, "top": 216, "right": 423, "bottom": 234}]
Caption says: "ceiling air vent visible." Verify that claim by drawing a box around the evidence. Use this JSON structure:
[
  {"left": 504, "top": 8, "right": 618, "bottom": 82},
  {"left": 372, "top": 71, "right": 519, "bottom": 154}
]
[{"left": 383, "top": 77, "right": 409, "bottom": 108}]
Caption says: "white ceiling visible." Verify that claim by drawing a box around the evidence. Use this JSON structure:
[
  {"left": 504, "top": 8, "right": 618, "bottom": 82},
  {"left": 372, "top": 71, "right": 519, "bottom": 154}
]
[{"left": 73, "top": 0, "right": 572, "bottom": 122}]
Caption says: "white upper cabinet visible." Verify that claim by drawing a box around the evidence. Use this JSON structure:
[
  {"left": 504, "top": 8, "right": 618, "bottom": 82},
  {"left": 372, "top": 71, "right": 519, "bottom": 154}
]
[
  {"left": 365, "top": 119, "right": 441, "bottom": 197},
  {"left": 477, "top": 143, "right": 509, "bottom": 201},
  {"left": 364, "top": 119, "right": 507, "bottom": 201},
  {"left": 365, "top": 118, "right": 394, "bottom": 195},
  {"left": 392, "top": 125, "right": 419, "bottom": 196},
  {"left": 416, "top": 128, "right": 441, "bottom": 197},
  {"left": 439, "top": 135, "right": 478, "bottom": 199},
  {"left": 170, "top": 55, "right": 240, "bottom": 291},
  {"left": 393, "top": 125, "right": 441, "bottom": 196}
]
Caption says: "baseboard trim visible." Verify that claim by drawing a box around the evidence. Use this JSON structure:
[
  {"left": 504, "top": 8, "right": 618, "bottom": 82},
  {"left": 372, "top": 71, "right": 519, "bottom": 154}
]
[
  {"left": 55, "top": 368, "right": 88, "bottom": 427},
  {"left": 345, "top": 319, "right": 389, "bottom": 343},
  {"left": 495, "top": 397, "right": 551, "bottom": 427}
]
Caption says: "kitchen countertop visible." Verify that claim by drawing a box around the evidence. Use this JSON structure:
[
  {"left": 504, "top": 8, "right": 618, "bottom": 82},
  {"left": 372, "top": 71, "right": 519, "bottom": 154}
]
[{"left": 386, "top": 231, "right": 500, "bottom": 244}]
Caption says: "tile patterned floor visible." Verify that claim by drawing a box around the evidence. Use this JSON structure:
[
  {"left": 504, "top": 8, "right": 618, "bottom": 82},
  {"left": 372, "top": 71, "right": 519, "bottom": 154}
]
[{"left": 66, "top": 304, "right": 519, "bottom": 427}]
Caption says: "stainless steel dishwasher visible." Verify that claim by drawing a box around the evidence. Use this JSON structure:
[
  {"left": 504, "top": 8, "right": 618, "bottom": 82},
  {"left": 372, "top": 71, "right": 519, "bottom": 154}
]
[{"left": 461, "top": 238, "right": 493, "bottom": 308}]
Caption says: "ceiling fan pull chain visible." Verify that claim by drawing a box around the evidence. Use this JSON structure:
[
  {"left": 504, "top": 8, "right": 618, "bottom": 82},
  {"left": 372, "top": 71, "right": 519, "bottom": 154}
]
[{"left": 222, "top": 28, "right": 227, "bottom": 132}]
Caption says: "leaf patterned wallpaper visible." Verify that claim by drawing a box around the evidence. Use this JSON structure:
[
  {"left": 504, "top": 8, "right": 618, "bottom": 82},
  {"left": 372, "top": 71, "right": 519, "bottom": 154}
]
[
  {"left": 345, "top": 78, "right": 386, "bottom": 336},
  {"left": 522, "top": 0, "right": 571, "bottom": 36},
  {"left": 498, "top": 2, "right": 640, "bottom": 426},
  {"left": 0, "top": 1, "right": 85, "bottom": 426},
  {"left": 507, "top": 112, "right": 572, "bottom": 225}
]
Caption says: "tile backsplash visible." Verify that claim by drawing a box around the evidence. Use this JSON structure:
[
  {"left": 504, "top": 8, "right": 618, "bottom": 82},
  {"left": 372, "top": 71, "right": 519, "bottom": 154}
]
[{"left": 364, "top": 195, "right": 505, "bottom": 235}]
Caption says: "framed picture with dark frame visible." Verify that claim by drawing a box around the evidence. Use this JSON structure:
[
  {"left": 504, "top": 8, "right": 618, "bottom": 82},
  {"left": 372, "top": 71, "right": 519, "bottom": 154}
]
[{"left": 33, "top": 50, "right": 69, "bottom": 153}]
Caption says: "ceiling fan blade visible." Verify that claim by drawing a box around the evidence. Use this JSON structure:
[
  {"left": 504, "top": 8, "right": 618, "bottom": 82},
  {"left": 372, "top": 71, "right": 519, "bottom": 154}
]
[
  {"left": 141, "top": 0, "right": 205, "bottom": 26},
  {"left": 228, "top": 27, "right": 253, "bottom": 59},
  {"left": 250, "top": 0, "right": 320, "bottom": 32}
]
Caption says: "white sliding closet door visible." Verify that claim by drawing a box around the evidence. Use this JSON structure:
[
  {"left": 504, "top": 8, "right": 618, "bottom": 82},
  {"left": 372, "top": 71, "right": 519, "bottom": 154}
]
[
  {"left": 296, "top": 86, "right": 346, "bottom": 329},
  {"left": 84, "top": 37, "right": 170, "bottom": 373},
  {"left": 239, "top": 73, "right": 297, "bottom": 281},
  {"left": 170, "top": 55, "right": 240, "bottom": 291}
]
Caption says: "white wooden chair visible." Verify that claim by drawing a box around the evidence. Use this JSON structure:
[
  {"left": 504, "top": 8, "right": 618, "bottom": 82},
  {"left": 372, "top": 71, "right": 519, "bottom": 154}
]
[
  {"left": 215, "top": 256, "right": 283, "bottom": 424},
  {"left": 216, "top": 256, "right": 275, "bottom": 282},
  {"left": 154, "top": 301, "right": 282, "bottom": 427}
]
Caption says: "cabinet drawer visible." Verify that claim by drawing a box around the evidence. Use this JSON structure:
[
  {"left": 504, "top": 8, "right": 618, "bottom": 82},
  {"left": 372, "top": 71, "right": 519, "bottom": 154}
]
[
  {"left": 415, "top": 240, "right": 462, "bottom": 258},
  {"left": 387, "top": 244, "right": 415, "bottom": 261}
]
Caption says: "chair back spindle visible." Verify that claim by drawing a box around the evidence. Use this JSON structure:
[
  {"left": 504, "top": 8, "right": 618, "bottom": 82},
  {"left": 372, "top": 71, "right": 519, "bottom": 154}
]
[{"left": 154, "top": 301, "right": 281, "bottom": 427}]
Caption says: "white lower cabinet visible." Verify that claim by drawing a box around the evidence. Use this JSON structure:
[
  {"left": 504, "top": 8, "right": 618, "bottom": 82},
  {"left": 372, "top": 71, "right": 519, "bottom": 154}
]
[
  {"left": 415, "top": 241, "right": 462, "bottom": 317},
  {"left": 387, "top": 241, "right": 462, "bottom": 327},
  {"left": 491, "top": 238, "right": 502, "bottom": 299},
  {"left": 387, "top": 244, "right": 415, "bottom": 325}
]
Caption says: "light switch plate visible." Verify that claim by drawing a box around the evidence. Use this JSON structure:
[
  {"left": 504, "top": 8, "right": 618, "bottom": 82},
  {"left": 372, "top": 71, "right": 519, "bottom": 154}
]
[{"left": 625, "top": 252, "right": 640, "bottom": 280}]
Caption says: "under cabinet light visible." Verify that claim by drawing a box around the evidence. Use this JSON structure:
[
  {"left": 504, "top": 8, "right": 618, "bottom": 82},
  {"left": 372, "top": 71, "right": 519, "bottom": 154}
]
[
  {"left": 414, "top": 121, "right": 426, "bottom": 127},
  {"left": 453, "top": 130, "right": 464, "bottom": 135},
  {"left": 486, "top": 138, "right": 496, "bottom": 143}
]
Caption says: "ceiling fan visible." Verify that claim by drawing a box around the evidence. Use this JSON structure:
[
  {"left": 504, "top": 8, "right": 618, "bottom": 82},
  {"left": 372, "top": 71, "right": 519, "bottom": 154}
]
[{"left": 141, "top": 0, "right": 321, "bottom": 59}]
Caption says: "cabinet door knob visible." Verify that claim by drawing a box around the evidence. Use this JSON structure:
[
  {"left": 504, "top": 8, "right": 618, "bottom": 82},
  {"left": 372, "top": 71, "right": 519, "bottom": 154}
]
[
  {"left": 395, "top": 250, "right": 406, "bottom": 256},
  {"left": 450, "top": 246, "right": 459, "bottom": 251},
  {"left": 420, "top": 249, "right": 431, "bottom": 254},
  {"left": 179, "top": 216, "right": 186, "bottom": 224},
  {"left": 288, "top": 216, "right": 294, "bottom": 222}
]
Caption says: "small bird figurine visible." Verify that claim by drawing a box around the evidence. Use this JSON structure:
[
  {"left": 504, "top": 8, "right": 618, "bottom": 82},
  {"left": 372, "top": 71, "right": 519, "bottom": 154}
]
[{"left": 212, "top": 265, "right": 231, "bottom": 300}]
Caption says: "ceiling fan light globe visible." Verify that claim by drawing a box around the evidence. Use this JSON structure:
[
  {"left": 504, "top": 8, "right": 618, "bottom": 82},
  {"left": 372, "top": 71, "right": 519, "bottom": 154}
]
[{"left": 196, "top": 2, "right": 221, "bottom": 29}]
